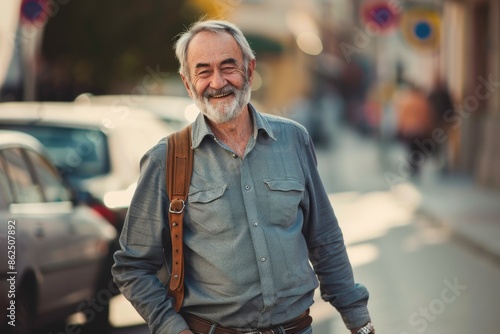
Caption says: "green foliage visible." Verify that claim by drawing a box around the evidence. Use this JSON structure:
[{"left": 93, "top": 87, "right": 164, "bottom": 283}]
[{"left": 40, "top": 0, "right": 202, "bottom": 99}]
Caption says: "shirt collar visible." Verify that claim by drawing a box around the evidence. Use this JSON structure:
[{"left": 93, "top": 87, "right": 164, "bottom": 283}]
[{"left": 191, "top": 103, "right": 276, "bottom": 149}]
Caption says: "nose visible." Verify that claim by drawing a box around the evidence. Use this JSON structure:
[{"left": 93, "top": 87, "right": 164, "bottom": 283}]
[{"left": 210, "top": 69, "right": 227, "bottom": 90}]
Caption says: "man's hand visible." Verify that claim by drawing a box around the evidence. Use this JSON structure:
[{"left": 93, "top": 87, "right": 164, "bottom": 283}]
[{"left": 179, "top": 330, "right": 193, "bottom": 334}]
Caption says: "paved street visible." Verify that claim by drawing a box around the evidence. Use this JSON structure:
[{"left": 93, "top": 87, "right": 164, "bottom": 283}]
[
  {"left": 54, "top": 121, "right": 500, "bottom": 334},
  {"left": 310, "top": 188, "right": 500, "bottom": 334}
]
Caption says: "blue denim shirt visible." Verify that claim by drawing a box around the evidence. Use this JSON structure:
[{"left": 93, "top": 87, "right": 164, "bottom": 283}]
[{"left": 112, "top": 104, "right": 370, "bottom": 334}]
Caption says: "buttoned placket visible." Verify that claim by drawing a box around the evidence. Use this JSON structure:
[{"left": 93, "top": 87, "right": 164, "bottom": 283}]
[
  {"left": 239, "top": 137, "right": 277, "bottom": 323},
  {"left": 216, "top": 131, "right": 278, "bottom": 316}
]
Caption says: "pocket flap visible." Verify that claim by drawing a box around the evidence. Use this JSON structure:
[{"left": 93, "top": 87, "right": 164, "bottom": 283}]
[
  {"left": 264, "top": 179, "right": 304, "bottom": 192},
  {"left": 188, "top": 185, "right": 227, "bottom": 203}
]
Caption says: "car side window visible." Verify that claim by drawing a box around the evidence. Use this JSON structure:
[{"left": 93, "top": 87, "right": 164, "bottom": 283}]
[
  {"left": 24, "top": 149, "right": 70, "bottom": 202},
  {"left": 0, "top": 154, "right": 14, "bottom": 208},
  {"left": 2, "top": 148, "right": 44, "bottom": 203}
]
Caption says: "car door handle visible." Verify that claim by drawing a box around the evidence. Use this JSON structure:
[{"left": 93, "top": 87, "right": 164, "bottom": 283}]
[{"left": 35, "top": 225, "right": 45, "bottom": 238}]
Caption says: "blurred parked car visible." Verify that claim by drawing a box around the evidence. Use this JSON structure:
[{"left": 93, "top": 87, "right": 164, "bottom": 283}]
[
  {"left": 0, "top": 130, "right": 116, "bottom": 333},
  {"left": 82, "top": 94, "right": 200, "bottom": 131},
  {"left": 0, "top": 101, "right": 175, "bottom": 234}
]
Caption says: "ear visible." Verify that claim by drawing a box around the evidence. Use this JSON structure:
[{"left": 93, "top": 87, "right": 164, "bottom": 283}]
[
  {"left": 180, "top": 74, "right": 194, "bottom": 99},
  {"left": 246, "top": 59, "right": 256, "bottom": 86}
]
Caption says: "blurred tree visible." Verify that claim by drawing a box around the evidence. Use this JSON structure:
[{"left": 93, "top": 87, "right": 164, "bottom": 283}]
[{"left": 39, "top": 0, "right": 203, "bottom": 100}]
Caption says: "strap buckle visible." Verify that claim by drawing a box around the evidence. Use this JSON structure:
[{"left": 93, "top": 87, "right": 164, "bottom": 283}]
[{"left": 169, "top": 199, "right": 185, "bottom": 214}]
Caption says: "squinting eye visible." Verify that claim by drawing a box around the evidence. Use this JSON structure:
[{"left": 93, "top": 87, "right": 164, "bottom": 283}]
[{"left": 222, "top": 67, "right": 236, "bottom": 72}]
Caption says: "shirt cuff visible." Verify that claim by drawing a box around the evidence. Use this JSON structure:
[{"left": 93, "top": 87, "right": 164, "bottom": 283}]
[{"left": 340, "top": 306, "right": 371, "bottom": 330}]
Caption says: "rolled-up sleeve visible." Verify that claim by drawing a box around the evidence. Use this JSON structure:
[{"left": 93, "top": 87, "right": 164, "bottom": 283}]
[
  {"left": 112, "top": 140, "right": 189, "bottom": 334},
  {"left": 300, "top": 135, "right": 371, "bottom": 330}
]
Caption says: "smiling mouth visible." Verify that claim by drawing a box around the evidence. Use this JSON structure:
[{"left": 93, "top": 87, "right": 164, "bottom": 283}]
[{"left": 211, "top": 92, "right": 232, "bottom": 99}]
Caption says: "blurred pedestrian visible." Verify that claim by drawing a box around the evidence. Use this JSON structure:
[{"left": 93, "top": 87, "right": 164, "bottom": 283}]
[
  {"left": 112, "top": 19, "right": 375, "bottom": 334},
  {"left": 427, "top": 77, "right": 455, "bottom": 173},
  {"left": 393, "top": 82, "right": 434, "bottom": 176}
]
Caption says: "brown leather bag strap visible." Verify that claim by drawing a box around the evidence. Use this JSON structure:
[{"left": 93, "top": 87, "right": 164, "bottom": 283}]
[{"left": 166, "top": 124, "right": 193, "bottom": 312}]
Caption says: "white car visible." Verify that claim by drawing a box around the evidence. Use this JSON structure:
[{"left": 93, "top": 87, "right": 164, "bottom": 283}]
[
  {"left": 0, "top": 101, "right": 176, "bottom": 232},
  {"left": 83, "top": 94, "right": 200, "bottom": 131},
  {"left": 0, "top": 130, "right": 116, "bottom": 333}
]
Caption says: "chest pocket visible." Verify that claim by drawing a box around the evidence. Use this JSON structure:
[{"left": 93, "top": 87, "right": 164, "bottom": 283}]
[
  {"left": 186, "top": 184, "right": 229, "bottom": 235},
  {"left": 264, "top": 179, "right": 304, "bottom": 228}
]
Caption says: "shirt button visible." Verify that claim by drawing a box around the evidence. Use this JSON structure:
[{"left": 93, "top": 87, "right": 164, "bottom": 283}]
[
  {"left": 245, "top": 185, "right": 251, "bottom": 190},
  {"left": 232, "top": 153, "right": 238, "bottom": 158},
  {"left": 253, "top": 222, "right": 258, "bottom": 227},
  {"left": 260, "top": 257, "right": 266, "bottom": 262}
]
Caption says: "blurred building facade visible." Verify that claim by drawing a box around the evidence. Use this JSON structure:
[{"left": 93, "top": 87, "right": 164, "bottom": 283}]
[
  {"left": 316, "top": 0, "right": 500, "bottom": 189},
  {"left": 442, "top": 0, "right": 500, "bottom": 188}
]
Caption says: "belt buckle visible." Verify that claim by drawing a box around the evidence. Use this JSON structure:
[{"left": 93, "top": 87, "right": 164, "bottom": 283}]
[{"left": 248, "top": 330, "right": 276, "bottom": 334}]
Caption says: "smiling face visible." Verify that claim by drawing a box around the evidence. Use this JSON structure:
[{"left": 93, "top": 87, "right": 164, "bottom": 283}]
[{"left": 181, "top": 31, "right": 255, "bottom": 124}]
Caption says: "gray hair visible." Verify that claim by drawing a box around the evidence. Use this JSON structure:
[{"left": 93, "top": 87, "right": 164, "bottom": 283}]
[{"left": 174, "top": 20, "right": 255, "bottom": 79}]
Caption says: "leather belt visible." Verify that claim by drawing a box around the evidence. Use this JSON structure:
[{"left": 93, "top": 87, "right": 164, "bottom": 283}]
[{"left": 182, "top": 309, "right": 312, "bottom": 334}]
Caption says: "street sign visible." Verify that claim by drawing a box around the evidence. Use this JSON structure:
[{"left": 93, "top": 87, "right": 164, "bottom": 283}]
[
  {"left": 20, "top": 0, "right": 50, "bottom": 26},
  {"left": 400, "top": 7, "right": 441, "bottom": 52},
  {"left": 361, "top": 0, "right": 400, "bottom": 34}
]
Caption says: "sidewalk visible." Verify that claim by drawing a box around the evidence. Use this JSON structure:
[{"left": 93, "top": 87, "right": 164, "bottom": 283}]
[
  {"left": 412, "top": 169, "right": 500, "bottom": 266},
  {"left": 316, "top": 118, "right": 500, "bottom": 266}
]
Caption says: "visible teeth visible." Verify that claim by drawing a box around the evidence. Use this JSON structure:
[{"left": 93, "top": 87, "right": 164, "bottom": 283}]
[{"left": 213, "top": 93, "right": 230, "bottom": 98}]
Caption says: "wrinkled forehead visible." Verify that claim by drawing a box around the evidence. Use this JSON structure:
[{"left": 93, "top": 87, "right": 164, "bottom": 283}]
[{"left": 186, "top": 31, "right": 244, "bottom": 69}]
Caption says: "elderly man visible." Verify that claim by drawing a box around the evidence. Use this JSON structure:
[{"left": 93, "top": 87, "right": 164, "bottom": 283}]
[{"left": 112, "top": 20, "right": 375, "bottom": 334}]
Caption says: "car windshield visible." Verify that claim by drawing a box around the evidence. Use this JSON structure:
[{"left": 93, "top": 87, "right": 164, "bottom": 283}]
[{"left": 0, "top": 125, "right": 109, "bottom": 180}]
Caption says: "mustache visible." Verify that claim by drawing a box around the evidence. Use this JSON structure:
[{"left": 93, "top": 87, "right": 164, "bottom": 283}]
[{"left": 203, "top": 85, "right": 237, "bottom": 99}]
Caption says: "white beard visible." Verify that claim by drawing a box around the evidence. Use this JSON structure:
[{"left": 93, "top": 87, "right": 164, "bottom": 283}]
[
  {"left": 202, "top": 92, "right": 242, "bottom": 124},
  {"left": 190, "top": 78, "right": 251, "bottom": 125}
]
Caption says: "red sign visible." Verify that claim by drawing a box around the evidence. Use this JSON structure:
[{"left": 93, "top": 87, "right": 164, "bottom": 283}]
[
  {"left": 20, "top": 0, "right": 50, "bottom": 26},
  {"left": 361, "top": 0, "right": 400, "bottom": 34}
]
